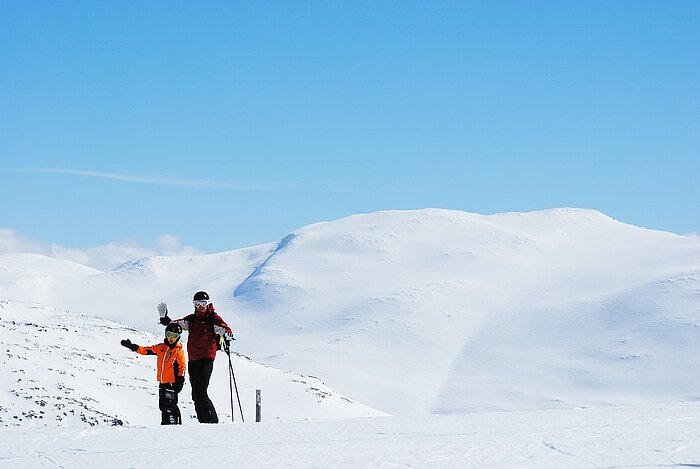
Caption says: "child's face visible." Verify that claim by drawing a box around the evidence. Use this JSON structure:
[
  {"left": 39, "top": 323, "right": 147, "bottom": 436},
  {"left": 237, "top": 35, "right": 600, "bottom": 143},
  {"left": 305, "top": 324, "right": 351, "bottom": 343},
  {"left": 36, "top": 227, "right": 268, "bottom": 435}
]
[{"left": 165, "top": 332, "right": 179, "bottom": 344}]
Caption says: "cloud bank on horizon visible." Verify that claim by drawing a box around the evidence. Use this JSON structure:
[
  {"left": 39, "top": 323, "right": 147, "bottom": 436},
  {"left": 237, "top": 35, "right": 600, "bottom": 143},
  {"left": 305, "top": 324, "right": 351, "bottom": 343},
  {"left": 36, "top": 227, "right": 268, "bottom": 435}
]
[{"left": 0, "top": 228, "right": 204, "bottom": 272}]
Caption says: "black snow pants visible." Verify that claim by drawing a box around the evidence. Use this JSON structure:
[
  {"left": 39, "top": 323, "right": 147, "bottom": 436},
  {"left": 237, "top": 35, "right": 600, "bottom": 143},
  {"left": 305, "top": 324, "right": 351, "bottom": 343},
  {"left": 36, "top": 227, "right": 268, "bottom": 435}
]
[
  {"left": 188, "top": 358, "right": 219, "bottom": 423},
  {"left": 159, "top": 383, "right": 182, "bottom": 425}
]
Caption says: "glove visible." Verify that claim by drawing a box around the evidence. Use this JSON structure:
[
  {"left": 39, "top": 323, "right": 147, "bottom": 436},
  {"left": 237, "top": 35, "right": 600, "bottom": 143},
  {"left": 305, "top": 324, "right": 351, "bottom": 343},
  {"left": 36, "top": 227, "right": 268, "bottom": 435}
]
[
  {"left": 174, "top": 375, "right": 184, "bottom": 394},
  {"left": 120, "top": 339, "right": 139, "bottom": 352},
  {"left": 224, "top": 331, "right": 235, "bottom": 342},
  {"left": 157, "top": 303, "right": 171, "bottom": 325}
]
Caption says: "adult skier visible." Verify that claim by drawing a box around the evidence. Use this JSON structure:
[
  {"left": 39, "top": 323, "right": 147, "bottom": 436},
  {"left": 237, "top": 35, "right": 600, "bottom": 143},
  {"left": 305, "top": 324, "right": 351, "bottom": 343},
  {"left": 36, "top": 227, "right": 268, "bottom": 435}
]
[
  {"left": 158, "top": 291, "right": 233, "bottom": 424},
  {"left": 120, "top": 322, "right": 186, "bottom": 425}
]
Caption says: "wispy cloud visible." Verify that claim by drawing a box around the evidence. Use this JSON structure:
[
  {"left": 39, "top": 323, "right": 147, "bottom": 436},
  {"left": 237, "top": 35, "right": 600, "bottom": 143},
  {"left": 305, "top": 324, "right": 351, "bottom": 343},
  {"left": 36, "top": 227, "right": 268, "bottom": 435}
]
[
  {"left": 2, "top": 167, "right": 420, "bottom": 195},
  {"left": 3, "top": 168, "right": 271, "bottom": 191}
]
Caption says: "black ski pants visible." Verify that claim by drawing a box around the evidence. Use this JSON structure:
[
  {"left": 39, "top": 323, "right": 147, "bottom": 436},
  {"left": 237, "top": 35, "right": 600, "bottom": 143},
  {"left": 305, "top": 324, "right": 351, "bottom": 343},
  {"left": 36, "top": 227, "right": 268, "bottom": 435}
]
[
  {"left": 159, "top": 383, "right": 182, "bottom": 425},
  {"left": 188, "top": 358, "right": 219, "bottom": 423}
]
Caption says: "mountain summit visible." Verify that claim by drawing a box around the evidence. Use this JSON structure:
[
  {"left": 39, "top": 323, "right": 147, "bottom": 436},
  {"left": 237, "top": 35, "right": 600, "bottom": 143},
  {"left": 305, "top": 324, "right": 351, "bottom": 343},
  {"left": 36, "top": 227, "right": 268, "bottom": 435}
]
[{"left": 2, "top": 208, "right": 699, "bottom": 420}]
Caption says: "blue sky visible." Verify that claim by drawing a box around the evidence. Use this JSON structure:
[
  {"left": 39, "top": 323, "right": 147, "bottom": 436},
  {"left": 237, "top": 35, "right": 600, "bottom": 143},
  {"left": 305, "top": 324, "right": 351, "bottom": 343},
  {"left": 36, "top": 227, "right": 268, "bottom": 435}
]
[{"left": 2, "top": 1, "right": 698, "bottom": 258}]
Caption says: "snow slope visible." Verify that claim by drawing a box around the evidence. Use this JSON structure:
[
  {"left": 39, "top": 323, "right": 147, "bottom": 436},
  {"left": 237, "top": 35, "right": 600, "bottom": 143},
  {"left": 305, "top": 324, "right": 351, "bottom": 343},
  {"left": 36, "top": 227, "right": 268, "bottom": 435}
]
[
  {"left": 231, "top": 208, "right": 700, "bottom": 414},
  {"left": 0, "top": 300, "right": 385, "bottom": 427},
  {"left": 1, "top": 208, "right": 700, "bottom": 421}
]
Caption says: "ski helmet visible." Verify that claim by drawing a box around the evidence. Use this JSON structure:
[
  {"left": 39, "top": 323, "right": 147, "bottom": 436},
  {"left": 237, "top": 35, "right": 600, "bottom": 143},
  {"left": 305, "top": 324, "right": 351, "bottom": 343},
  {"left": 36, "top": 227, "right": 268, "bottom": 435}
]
[
  {"left": 193, "top": 291, "right": 210, "bottom": 302},
  {"left": 165, "top": 322, "right": 182, "bottom": 335}
]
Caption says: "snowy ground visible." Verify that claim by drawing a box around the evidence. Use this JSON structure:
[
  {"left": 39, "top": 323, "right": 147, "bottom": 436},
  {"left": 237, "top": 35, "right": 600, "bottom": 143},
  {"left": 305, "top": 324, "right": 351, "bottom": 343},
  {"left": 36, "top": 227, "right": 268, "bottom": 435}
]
[{"left": 3, "top": 401, "right": 700, "bottom": 468}]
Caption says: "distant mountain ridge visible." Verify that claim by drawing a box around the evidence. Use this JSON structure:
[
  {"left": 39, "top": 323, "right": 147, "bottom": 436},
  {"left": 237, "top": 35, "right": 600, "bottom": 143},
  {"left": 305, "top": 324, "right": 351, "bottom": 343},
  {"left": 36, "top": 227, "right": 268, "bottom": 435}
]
[{"left": 1, "top": 208, "right": 699, "bottom": 421}]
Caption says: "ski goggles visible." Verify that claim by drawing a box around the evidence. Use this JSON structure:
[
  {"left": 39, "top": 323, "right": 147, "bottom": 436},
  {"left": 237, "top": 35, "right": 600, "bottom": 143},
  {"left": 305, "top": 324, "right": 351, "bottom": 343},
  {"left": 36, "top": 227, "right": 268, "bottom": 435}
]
[
  {"left": 165, "top": 332, "right": 180, "bottom": 340},
  {"left": 193, "top": 300, "right": 209, "bottom": 307}
]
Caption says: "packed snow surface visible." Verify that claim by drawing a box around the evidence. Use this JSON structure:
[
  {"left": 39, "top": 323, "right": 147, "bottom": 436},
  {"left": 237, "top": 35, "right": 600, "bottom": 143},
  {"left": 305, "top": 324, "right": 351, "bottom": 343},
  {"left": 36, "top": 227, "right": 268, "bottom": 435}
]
[{"left": 2, "top": 402, "right": 700, "bottom": 468}]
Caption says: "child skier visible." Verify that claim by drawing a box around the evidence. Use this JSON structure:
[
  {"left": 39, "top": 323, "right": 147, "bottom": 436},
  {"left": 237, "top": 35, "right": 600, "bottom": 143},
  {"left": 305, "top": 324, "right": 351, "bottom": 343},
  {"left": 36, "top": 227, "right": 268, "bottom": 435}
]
[{"left": 120, "top": 322, "right": 186, "bottom": 425}]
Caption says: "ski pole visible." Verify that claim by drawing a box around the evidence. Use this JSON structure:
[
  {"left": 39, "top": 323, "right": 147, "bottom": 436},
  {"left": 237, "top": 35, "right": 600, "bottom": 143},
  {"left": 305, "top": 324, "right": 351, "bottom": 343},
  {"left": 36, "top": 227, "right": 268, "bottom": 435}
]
[
  {"left": 223, "top": 338, "right": 235, "bottom": 422},
  {"left": 229, "top": 354, "right": 245, "bottom": 422},
  {"left": 224, "top": 338, "right": 245, "bottom": 422},
  {"left": 227, "top": 352, "right": 235, "bottom": 422}
]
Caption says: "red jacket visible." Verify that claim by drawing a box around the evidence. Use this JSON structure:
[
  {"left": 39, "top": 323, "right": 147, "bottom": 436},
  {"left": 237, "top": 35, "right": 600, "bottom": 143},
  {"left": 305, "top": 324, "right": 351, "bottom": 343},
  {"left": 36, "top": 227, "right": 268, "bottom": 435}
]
[{"left": 174, "top": 304, "right": 232, "bottom": 361}]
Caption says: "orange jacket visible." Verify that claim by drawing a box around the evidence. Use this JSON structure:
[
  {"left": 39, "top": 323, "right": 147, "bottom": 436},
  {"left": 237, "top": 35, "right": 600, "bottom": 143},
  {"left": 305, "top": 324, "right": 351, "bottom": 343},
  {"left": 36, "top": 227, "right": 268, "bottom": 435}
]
[{"left": 136, "top": 342, "right": 186, "bottom": 384}]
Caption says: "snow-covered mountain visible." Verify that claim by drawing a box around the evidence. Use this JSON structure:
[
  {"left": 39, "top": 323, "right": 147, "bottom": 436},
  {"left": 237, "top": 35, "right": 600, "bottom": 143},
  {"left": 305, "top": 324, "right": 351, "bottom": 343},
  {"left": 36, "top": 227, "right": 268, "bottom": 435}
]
[
  {"left": 1, "top": 208, "right": 700, "bottom": 424},
  {"left": 231, "top": 208, "right": 700, "bottom": 415}
]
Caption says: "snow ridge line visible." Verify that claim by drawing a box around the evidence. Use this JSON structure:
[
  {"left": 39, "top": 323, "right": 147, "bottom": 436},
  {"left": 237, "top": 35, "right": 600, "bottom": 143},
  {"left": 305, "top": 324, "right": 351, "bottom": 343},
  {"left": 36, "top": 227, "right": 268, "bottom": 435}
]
[{"left": 233, "top": 233, "right": 297, "bottom": 298}]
